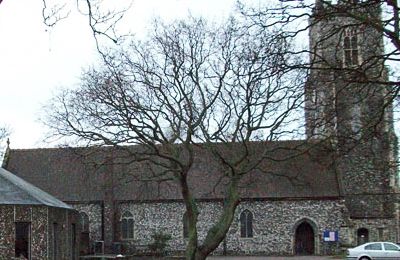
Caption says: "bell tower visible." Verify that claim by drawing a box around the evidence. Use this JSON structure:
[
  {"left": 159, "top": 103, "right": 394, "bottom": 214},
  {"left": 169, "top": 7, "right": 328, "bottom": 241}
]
[{"left": 305, "top": 0, "right": 398, "bottom": 221}]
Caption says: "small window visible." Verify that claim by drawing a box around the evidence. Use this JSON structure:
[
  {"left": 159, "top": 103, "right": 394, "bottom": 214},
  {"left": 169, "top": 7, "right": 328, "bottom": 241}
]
[
  {"left": 384, "top": 243, "right": 399, "bottom": 251},
  {"left": 121, "top": 211, "right": 134, "bottom": 240},
  {"left": 365, "top": 243, "right": 382, "bottom": 250},
  {"left": 343, "top": 28, "right": 359, "bottom": 66},
  {"left": 183, "top": 212, "right": 189, "bottom": 238},
  {"left": 240, "top": 209, "right": 253, "bottom": 238},
  {"left": 53, "top": 223, "right": 59, "bottom": 260},
  {"left": 80, "top": 212, "right": 90, "bottom": 233}
]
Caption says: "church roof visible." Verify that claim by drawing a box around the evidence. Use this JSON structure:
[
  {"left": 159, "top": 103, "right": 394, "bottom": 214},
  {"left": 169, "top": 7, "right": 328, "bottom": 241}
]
[
  {"left": 0, "top": 167, "right": 72, "bottom": 209},
  {"left": 2, "top": 141, "right": 340, "bottom": 202}
]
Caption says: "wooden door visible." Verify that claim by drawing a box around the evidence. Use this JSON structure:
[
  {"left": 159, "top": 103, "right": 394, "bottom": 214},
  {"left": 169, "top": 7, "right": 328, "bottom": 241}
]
[
  {"left": 295, "top": 222, "right": 315, "bottom": 255},
  {"left": 80, "top": 232, "right": 90, "bottom": 255}
]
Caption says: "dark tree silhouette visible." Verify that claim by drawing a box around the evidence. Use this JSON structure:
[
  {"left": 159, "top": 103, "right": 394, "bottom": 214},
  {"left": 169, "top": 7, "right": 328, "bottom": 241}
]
[{"left": 44, "top": 17, "right": 305, "bottom": 260}]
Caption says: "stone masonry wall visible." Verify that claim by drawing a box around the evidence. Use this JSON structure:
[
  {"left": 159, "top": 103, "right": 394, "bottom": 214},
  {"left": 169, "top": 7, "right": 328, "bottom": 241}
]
[
  {"left": 72, "top": 203, "right": 103, "bottom": 242},
  {"left": 0, "top": 205, "right": 49, "bottom": 260},
  {"left": 117, "top": 199, "right": 347, "bottom": 256},
  {"left": 340, "top": 218, "right": 399, "bottom": 247},
  {"left": 47, "top": 207, "right": 80, "bottom": 260},
  {"left": 0, "top": 205, "right": 80, "bottom": 260},
  {"left": 0, "top": 206, "right": 14, "bottom": 258}
]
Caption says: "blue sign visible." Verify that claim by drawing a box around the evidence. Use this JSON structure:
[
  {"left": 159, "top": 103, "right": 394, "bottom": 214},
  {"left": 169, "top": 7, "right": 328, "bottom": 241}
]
[{"left": 323, "top": 231, "right": 338, "bottom": 242}]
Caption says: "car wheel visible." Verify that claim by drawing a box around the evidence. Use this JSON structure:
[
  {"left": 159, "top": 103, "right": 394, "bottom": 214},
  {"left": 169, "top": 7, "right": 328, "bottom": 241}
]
[{"left": 359, "top": 257, "right": 371, "bottom": 260}]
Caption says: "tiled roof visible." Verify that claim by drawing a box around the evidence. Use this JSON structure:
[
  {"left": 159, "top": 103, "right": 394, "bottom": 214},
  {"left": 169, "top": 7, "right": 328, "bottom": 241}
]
[
  {"left": 0, "top": 167, "right": 72, "bottom": 209},
  {"left": 3, "top": 141, "right": 340, "bottom": 202}
]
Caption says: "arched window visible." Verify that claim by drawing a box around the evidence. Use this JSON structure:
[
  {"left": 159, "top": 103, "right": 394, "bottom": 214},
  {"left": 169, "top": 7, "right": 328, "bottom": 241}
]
[
  {"left": 240, "top": 210, "right": 253, "bottom": 238},
  {"left": 79, "top": 212, "right": 90, "bottom": 233},
  {"left": 183, "top": 212, "right": 189, "bottom": 238},
  {"left": 344, "top": 28, "right": 359, "bottom": 66},
  {"left": 351, "top": 103, "right": 362, "bottom": 135},
  {"left": 121, "top": 211, "right": 134, "bottom": 240}
]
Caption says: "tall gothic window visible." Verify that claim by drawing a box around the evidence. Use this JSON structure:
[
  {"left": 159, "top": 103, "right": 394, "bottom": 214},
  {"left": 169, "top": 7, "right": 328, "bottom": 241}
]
[
  {"left": 121, "top": 211, "right": 134, "bottom": 240},
  {"left": 344, "top": 28, "right": 359, "bottom": 66},
  {"left": 240, "top": 210, "right": 253, "bottom": 238}
]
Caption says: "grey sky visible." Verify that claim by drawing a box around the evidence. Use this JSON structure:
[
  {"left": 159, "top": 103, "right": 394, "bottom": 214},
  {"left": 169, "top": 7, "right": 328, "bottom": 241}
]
[
  {"left": 1, "top": 0, "right": 398, "bottom": 149},
  {"left": 0, "top": 0, "right": 236, "bottom": 149}
]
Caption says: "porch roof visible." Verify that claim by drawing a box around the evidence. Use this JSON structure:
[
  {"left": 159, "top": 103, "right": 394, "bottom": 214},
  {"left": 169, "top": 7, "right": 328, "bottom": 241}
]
[{"left": 0, "top": 167, "right": 72, "bottom": 209}]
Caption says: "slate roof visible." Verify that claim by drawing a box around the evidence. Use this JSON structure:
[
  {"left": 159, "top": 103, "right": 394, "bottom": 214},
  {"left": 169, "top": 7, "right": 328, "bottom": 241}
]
[
  {"left": 0, "top": 167, "right": 72, "bottom": 209},
  {"left": 3, "top": 141, "right": 341, "bottom": 202}
]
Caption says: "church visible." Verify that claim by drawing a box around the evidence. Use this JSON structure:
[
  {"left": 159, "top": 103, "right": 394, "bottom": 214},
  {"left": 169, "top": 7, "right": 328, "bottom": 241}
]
[{"left": 1, "top": 0, "right": 399, "bottom": 257}]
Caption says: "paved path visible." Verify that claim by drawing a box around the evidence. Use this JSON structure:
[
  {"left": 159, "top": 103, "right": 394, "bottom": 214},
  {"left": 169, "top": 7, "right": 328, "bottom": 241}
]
[{"left": 208, "top": 256, "right": 340, "bottom": 260}]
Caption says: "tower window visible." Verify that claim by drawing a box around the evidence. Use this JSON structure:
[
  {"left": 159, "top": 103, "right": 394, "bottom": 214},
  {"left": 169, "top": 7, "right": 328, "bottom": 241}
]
[
  {"left": 344, "top": 28, "right": 359, "bottom": 66},
  {"left": 351, "top": 103, "right": 362, "bottom": 135}
]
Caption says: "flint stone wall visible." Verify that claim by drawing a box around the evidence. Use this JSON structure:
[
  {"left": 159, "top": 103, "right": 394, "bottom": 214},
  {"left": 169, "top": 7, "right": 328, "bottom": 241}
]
[
  {"left": 72, "top": 203, "right": 103, "bottom": 242},
  {"left": 341, "top": 218, "right": 399, "bottom": 246},
  {"left": 117, "top": 199, "right": 346, "bottom": 255},
  {"left": 0, "top": 205, "right": 80, "bottom": 260}
]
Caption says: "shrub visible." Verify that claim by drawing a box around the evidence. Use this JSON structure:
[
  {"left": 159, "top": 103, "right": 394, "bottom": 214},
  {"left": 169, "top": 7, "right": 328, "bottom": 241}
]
[{"left": 148, "top": 231, "right": 171, "bottom": 256}]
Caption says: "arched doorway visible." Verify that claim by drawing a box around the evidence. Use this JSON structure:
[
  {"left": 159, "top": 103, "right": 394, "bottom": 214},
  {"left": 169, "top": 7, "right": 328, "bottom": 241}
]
[
  {"left": 295, "top": 222, "right": 315, "bottom": 255},
  {"left": 357, "top": 228, "right": 369, "bottom": 245}
]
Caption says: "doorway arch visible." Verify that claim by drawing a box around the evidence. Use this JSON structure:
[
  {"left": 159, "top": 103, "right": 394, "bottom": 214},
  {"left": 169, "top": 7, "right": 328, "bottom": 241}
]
[
  {"left": 357, "top": 228, "right": 369, "bottom": 245},
  {"left": 293, "top": 219, "right": 317, "bottom": 255}
]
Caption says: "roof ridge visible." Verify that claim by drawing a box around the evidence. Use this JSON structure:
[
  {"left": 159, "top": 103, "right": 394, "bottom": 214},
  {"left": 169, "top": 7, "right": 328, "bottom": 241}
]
[{"left": 8, "top": 139, "right": 309, "bottom": 151}]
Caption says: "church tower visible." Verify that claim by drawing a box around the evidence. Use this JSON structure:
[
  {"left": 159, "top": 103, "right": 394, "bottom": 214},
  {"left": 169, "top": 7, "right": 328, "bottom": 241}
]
[{"left": 305, "top": 0, "right": 399, "bottom": 243}]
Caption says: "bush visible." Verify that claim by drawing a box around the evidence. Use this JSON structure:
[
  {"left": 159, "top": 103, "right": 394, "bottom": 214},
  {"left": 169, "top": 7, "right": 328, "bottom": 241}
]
[{"left": 148, "top": 231, "right": 171, "bottom": 256}]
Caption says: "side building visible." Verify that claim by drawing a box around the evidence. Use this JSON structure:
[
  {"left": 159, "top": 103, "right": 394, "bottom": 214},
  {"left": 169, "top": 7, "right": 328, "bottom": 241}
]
[{"left": 0, "top": 167, "right": 80, "bottom": 260}]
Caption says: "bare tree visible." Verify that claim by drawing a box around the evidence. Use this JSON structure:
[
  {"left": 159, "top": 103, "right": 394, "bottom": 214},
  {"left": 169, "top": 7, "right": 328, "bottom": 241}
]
[
  {"left": 0, "top": 0, "right": 130, "bottom": 49},
  {"left": 41, "top": 0, "right": 132, "bottom": 48},
  {"left": 0, "top": 126, "right": 8, "bottom": 144},
  {"left": 0, "top": 126, "right": 9, "bottom": 160},
  {"left": 44, "top": 17, "right": 305, "bottom": 259}
]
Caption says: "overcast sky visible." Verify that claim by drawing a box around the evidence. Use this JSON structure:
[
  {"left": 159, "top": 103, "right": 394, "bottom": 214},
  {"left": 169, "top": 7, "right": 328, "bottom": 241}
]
[
  {"left": 1, "top": 1, "right": 398, "bottom": 150},
  {"left": 0, "top": 0, "right": 237, "bottom": 149}
]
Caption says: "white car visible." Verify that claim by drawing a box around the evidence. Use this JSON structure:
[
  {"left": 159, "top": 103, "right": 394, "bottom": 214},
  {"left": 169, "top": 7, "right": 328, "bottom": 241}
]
[{"left": 346, "top": 242, "right": 400, "bottom": 260}]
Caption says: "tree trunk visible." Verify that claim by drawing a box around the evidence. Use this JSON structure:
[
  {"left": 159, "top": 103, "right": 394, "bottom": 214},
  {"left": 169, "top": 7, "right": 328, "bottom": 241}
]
[
  {"left": 180, "top": 174, "right": 200, "bottom": 260},
  {"left": 196, "top": 176, "right": 240, "bottom": 258},
  {"left": 194, "top": 251, "right": 208, "bottom": 260}
]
